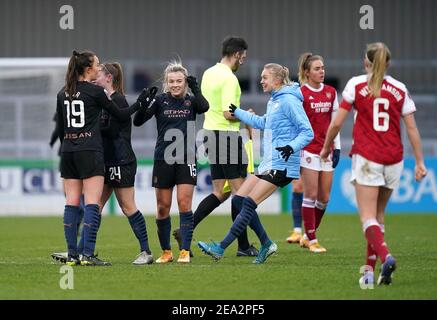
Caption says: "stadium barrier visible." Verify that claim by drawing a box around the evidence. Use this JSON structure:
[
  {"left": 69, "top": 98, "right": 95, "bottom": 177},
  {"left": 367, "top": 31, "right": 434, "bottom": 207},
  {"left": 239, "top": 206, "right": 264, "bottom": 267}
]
[
  {"left": 0, "top": 159, "right": 280, "bottom": 216},
  {"left": 282, "top": 157, "right": 437, "bottom": 213},
  {"left": 1, "top": 158, "right": 435, "bottom": 216}
]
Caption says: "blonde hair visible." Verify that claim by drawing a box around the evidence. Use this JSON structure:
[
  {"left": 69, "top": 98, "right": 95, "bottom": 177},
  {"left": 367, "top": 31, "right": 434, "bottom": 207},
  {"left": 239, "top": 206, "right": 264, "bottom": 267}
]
[
  {"left": 297, "top": 52, "right": 324, "bottom": 84},
  {"left": 263, "top": 63, "right": 292, "bottom": 86},
  {"left": 365, "top": 42, "right": 391, "bottom": 97},
  {"left": 163, "top": 61, "right": 188, "bottom": 96}
]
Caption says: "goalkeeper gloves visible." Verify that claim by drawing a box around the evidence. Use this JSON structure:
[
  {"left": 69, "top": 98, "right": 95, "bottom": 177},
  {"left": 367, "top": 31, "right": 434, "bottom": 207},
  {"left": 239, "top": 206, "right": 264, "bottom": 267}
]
[
  {"left": 137, "top": 86, "right": 158, "bottom": 108},
  {"left": 229, "top": 103, "right": 237, "bottom": 116},
  {"left": 332, "top": 149, "right": 341, "bottom": 168},
  {"left": 186, "top": 76, "right": 199, "bottom": 92},
  {"left": 275, "top": 145, "right": 294, "bottom": 162}
]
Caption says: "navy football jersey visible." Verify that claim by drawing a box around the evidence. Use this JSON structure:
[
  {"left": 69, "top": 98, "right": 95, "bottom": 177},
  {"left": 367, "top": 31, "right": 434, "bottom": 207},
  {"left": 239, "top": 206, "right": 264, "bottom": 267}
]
[
  {"left": 101, "top": 92, "right": 136, "bottom": 166},
  {"left": 134, "top": 91, "right": 209, "bottom": 163},
  {"left": 56, "top": 81, "right": 140, "bottom": 153}
]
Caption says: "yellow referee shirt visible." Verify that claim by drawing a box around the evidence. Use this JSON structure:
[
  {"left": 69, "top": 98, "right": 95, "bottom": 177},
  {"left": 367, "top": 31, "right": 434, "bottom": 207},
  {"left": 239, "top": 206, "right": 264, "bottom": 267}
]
[{"left": 201, "top": 63, "right": 241, "bottom": 131}]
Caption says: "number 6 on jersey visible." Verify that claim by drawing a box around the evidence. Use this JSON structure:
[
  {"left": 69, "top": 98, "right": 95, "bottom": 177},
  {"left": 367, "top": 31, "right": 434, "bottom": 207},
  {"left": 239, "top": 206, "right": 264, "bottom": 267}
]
[{"left": 373, "top": 98, "right": 389, "bottom": 132}]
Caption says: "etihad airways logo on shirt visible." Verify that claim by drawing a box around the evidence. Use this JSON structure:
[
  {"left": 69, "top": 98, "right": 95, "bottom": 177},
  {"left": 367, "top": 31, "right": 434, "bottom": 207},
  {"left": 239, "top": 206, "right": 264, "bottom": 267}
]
[{"left": 163, "top": 109, "right": 191, "bottom": 118}]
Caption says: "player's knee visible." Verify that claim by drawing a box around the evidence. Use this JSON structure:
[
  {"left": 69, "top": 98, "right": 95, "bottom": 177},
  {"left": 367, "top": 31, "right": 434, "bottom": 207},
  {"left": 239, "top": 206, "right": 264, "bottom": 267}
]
[
  {"left": 157, "top": 203, "right": 171, "bottom": 218},
  {"left": 120, "top": 202, "right": 137, "bottom": 216},
  {"left": 66, "top": 195, "right": 82, "bottom": 206},
  {"left": 304, "top": 190, "right": 318, "bottom": 200},
  {"left": 66, "top": 200, "right": 81, "bottom": 206},
  {"left": 213, "top": 190, "right": 230, "bottom": 202},
  {"left": 293, "top": 186, "right": 303, "bottom": 193},
  {"left": 177, "top": 199, "right": 192, "bottom": 213}
]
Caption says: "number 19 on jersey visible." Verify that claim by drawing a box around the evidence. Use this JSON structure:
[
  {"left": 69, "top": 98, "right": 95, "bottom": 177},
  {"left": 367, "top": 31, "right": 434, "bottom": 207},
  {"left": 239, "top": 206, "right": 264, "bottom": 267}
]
[{"left": 64, "top": 100, "right": 85, "bottom": 128}]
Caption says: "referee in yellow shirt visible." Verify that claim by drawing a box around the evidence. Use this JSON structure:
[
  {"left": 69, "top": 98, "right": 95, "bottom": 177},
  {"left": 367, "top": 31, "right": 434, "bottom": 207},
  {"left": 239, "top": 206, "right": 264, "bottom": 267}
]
[{"left": 174, "top": 36, "right": 258, "bottom": 257}]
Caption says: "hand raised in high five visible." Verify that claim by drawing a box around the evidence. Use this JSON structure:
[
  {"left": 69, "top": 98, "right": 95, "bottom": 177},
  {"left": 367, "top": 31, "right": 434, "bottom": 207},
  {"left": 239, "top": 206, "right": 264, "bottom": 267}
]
[{"left": 137, "top": 86, "right": 158, "bottom": 108}]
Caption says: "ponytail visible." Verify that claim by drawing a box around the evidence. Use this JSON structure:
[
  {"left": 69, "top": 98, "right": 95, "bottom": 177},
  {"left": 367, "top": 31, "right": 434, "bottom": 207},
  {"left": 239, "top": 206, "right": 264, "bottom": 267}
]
[
  {"left": 297, "top": 52, "right": 324, "bottom": 85},
  {"left": 100, "top": 62, "right": 125, "bottom": 96},
  {"left": 264, "top": 63, "right": 292, "bottom": 86},
  {"left": 366, "top": 42, "right": 391, "bottom": 97},
  {"left": 65, "top": 50, "right": 95, "bottom": 98}
]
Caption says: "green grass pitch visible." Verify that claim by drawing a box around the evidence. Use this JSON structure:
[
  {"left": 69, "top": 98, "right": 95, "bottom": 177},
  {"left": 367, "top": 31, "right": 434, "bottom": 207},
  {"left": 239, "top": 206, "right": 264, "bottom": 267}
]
[{"left": 1, "top": 214, "right": 436, "bottom": 299}]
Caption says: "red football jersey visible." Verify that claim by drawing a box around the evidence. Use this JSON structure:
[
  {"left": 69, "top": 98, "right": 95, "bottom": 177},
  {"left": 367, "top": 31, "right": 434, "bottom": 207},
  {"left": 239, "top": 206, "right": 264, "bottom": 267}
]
[
  {"left": 340, "top": 75, "right": 416, "bottom": 165},
  {"left": 301, "top": 83, "right": 339, "bottom": 154}
]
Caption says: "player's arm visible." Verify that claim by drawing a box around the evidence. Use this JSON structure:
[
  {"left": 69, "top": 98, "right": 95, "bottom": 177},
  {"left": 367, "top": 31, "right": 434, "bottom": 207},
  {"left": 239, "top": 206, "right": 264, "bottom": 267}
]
[
  {"left": 321, "top": 78, "right": 355, "bottom": 160},
  {"left": 187, "top": 76, "right": 209, "bottom": 114},
  {"left": 233, "top": 106, "right": 266, "bottom": 129},
  {"left": 320, "top": 107, "right": 349, "bottom": 160},
  {"left": 332, "top": 110, "right": 342, "bottom": 149},
  {"left": 102, "top": 95, "right": 127, "bottom": 138},
  {"left": 244, "top": 109, "right": 255, "bottom": 139},
  {"left": 331, "top": 91, "right": 341, "bottom": 168},
  {"left": 49, "top": 112, "right": 59, "bottom": 147},
  {"left": 403, "top": 113, "right": 427, "bottom": 182},
  {"left": 55, "top": 98, "right": 65, "bottom": 144},
  {"left": 103, "top": 100, "right": 139, "bottom": 122},
  {"left": 133, "top": 97, "right": 158, "bottom": 127},
  {"left": 332, "top": 91, "right": 341, "bottom": 150},
  {"left": 284, "top": 98, "right": 314, "bottom": 154},
  {"left": 101, "top": 87, "right": 157, "bottom": 122}
]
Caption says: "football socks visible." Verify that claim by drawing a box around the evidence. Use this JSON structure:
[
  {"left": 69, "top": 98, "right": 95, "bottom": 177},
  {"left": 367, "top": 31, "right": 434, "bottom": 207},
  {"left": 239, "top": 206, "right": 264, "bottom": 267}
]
[
  {"left": 128, "top": 210, "right": 151, "bottom": 254},
  {"left": 156, "top": 216, "right": 171, "bottom": 250}
]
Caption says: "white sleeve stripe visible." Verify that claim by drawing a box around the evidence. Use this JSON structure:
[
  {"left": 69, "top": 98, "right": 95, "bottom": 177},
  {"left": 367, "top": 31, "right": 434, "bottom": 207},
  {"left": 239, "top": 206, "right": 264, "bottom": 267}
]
[
  {"left": 401, "top": 93, "right": 416, "bottom": 115},
  {"left": 402, "top": 109, "right": 416, "bottom": 116},
  {"left": 342, "top": 75, "right": 367, "bottom": 104}
]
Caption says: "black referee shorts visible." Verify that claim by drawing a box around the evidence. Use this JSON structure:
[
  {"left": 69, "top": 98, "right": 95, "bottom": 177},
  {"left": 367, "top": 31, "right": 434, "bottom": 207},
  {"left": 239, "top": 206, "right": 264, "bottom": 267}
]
[
  {"left": 204, "top": 130, "right": 247, "bottom": 180},
  {"left": 60, "top": 151, "right": 105, "bottom": 179},
  {"left": 256, "top": 169, "right": 294, "bottom": 188},
  {"left": 152, "top": 160, "right": 197, "bottom": 188}
]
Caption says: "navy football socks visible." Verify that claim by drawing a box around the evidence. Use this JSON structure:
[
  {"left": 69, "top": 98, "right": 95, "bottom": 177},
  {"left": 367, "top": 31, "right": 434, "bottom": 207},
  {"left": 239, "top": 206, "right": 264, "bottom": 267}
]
[
  {"left": 63, "top": 205, "right": 80, "bottom": 256},
  {"left": 128, "top": 211, "right": 151, "bottom": 254},
  {"left": 82, "top": 204, "right": 101, "bottom": 257},
  {"left": 156, "top": 216, "right": 171, "bottom": 250},
  {"left": 231, "top": 195, "right": 251, "bottom": 250},
  {"left": 179, "top": 211, "right": 194, "bottom": 250},
  {"left": 220, "top": 197, "right": 258, "bottom": 249},
  {"left": 292, "top": 192, "right": 303, "bottom": 229}
]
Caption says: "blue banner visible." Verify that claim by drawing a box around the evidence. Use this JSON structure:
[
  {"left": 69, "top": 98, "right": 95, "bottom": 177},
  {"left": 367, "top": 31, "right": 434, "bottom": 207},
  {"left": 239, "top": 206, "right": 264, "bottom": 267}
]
[{"left": 289, "top": 157, "right": 437, "bottom": 214}]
